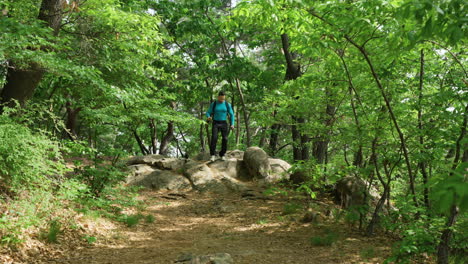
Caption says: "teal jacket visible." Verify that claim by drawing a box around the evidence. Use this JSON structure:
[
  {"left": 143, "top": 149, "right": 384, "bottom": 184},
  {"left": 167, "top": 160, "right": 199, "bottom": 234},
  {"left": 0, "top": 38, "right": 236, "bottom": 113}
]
[{"left": 206, "top": 101, "right": 234, "bottom": 126}]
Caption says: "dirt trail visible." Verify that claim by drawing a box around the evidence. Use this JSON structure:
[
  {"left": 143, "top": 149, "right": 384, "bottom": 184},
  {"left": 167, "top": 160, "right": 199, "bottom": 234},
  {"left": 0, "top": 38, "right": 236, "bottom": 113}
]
[{"left": 47, "top": 183, "right": 393, "bottom": 264}]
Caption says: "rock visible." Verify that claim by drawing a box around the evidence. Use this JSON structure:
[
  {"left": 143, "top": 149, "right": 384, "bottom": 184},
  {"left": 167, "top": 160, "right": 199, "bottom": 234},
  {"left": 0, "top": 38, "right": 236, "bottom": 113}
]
[
  {"left": 225, "top": 149, "right": 244, "bottom": 159},
  {"left": 126, "top": 147, "right": 292, "bottom": 192},
  {"left": 193, "top": 152, "right": 211, "bottom": 161},
  {"left": 266, "top": 158, "right": 291, "bottom": 182},
  {"left": 243, "top": 147, "right": 271, "bottom": 180},
  {"left": 126, "top": 154, "right": 166, "bottom": 165},
  {"left": 194, "top": 150, "right": 244, "bottom": 161},
  {"left": 175, "top": 252, "right": 233, "bottom": 264},
  {"left": 126, "top": 164, "right": 155, "bottom": 183},
  {"left": 184, "top": 162, "right": 216, "bottom": 187},
  {"left": 127, "top": 169, "right": 192, "bottom": 191},
  {"left": 208, "top": 158, "right": 249, "bottom": 181},
  {"left": 217, "top": 174, "right": 249, "bottom": 192},
  {"left": 153, "top": 158, "right": 186, "bottom": 171},
  {"left": 183, "top": 162, "right": 229, "bottom": 193},
  {"left": 335, "top": 176, "right": 369, "bottom": 209}
]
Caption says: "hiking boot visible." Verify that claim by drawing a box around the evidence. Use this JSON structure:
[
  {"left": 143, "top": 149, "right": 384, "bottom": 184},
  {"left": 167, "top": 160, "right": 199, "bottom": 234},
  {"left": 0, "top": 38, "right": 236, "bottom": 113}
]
[
  {"left": 221, "top": 156, "right": 226, "bottom": 161},
  {"left": 210, "top": 155, "right": 216, "bottom": 162}
]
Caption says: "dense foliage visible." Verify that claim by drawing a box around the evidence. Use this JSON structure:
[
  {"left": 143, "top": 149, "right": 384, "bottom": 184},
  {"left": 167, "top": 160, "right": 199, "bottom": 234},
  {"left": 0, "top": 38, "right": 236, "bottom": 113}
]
[{"left": 0, "top": 0, "right": 466, "bottom": 263}]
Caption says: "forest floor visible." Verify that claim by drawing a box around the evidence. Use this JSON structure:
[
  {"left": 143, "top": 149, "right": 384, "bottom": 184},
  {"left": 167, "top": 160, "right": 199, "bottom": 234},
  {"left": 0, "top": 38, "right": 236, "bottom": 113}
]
[{"left": 3, "top": 182, "right": 402, "bottom": 264}]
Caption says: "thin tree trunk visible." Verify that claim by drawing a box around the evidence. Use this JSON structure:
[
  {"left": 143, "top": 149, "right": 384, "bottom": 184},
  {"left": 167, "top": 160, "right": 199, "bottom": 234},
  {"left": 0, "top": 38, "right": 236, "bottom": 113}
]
[
  {"left": 338, "top": 51, "right": 363, "bottom": 167},
  {"left": 269, "top": 107, "right": 281, "bottom": 156},
  {"left": 437, "top": 104, "right": 467, "bottom": 264},
  {"left": 149, "top": 119, "right": 158, "bottom": 154},
  {"left": 367, "top": 139, "right": 392, "bottom": 236},
  {"left": 345, "top": 35, "right": 419, "bottom": 208},
  {"left": 234, "top": 78, "right": 251, "bottom": 147},
  {"left": 417, "top": 49, "right": 430, "bottom": 209},
  {"left": 133, "top": 129, "right": 149, "bottom": 155},
  {"left": 199, "top": 103, "right": 206, "bottom": 152}
]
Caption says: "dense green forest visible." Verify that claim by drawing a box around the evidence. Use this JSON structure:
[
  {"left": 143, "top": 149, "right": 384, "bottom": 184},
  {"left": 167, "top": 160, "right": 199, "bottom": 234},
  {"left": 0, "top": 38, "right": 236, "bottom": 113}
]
[{"left": 0, "top": 0, "right": 466, "bottom": 263}]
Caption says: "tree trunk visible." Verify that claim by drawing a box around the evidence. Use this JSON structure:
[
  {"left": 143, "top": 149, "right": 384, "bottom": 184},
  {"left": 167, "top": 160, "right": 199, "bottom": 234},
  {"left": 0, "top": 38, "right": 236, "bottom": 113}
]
[
  {"left": 199, "top": 103, "right": 206, "bottom": 152},
  {"left": 269, "top": 122, "right": 281, "bottom": 155},
  {"left": 0, "top": 0, "right": 63, "bottom": 112},
  {"left": 133, "top": 129, "right": 149, "bottom": 155},
  {"left": 280, "top": 33, "right": 307, "bottom": 161},
  {"left": 312, "top": 103, "right": 335, "bottom": 164},
  {"left": 437, "top": 104, "right": 467, "bottom": 264},
  {"left": 417, "top": 49, "right": 430, "bottom": 209},
  {"left": 269, "top": 106, "right": 281, "bottom": 155},
  {"left": 233, "top": 78, "right": 251, "bottom": 147},
  {"left": 149, "top": 119, "right": 158, "bottom": 154},
  {"left": 159, "top": 102, "right": 177, "bottom": 155},
  {"left": 338, "top": 51, "right": 364, "bottom": 167},
  {"left": 159, "top": 121, "right": 174, "bottom": 155},
  {"left": 345, "top": 35, "right": 419, "bottom": 208},
  {"left": 366, "top": 140, "right": 392, "bottom": 236},
  {"left": 65, "top": 101, "right": 81, "bottom": 140}
]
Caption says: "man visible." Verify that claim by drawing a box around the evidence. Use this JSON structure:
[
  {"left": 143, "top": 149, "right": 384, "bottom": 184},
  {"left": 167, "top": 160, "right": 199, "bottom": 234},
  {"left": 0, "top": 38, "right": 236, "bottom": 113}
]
[{"left": 205, "top": 91, "right": 235, "bottom": 161}]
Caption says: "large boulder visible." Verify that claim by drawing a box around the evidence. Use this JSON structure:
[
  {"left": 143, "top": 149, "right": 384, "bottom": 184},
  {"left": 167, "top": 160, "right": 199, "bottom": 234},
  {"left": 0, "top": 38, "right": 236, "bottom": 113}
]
[
  {"left": 193, "top": 150, "right": 244, "bottom": 161},
  {"left": 243, "top": 147, "right": 271, "bottom": 180},
  {"left": 153, "top": 157, "right": 186, "bottom": 171},
  {"left": 225, "top": 149, "right": 244, "bottom": 159},
  {"left": 127, "top": 164, "right": 154, "bottom": 180},
  {"left": 335, "top": 176, "right": 369, "bottom": 209},
  {"left": 126, "top": 154, "right": 166, "bottom": 166},
  {"left": 207, "top": 158, "right": 249, "bottom": 181},
  {"left": 183, "top": 161, "right": 217, "bottom": 189},
  {"left": 183, "top": 160, "right": 247, "bottom": 194},
  {"left": 125, "top": 147, "right": 292, "bottom": 192},
  {"left": 127, "top": 169, "right": 192, "bottom": 191},
  {"left": 267, "top": 158, "right": 291, "bottom": 182}
]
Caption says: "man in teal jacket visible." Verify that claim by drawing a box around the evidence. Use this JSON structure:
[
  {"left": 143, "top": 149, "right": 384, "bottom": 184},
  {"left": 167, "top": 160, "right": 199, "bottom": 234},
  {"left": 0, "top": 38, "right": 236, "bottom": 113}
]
[{"left": 206, "top": 91, "right": 235, "bottom": 161}]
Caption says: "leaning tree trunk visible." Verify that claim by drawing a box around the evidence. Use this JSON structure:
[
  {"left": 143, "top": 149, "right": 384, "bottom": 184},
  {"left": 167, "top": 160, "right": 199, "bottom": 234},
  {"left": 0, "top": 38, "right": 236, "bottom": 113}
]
[
  {"left": 0, "top": 0, "right": 63, "bottom": 112},
  {"left": 159, "top": 121, "right": 174, "bottom": 155}
]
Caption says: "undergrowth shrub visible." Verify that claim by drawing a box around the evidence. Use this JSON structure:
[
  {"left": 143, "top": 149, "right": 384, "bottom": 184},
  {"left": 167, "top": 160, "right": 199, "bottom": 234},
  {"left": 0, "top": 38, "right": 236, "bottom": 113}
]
[
  {"left": 0, "top": 112, "right": 143, "bottom": 248},
  {"left": 0, "top": 115, "right": 66, "bottom": 192}
]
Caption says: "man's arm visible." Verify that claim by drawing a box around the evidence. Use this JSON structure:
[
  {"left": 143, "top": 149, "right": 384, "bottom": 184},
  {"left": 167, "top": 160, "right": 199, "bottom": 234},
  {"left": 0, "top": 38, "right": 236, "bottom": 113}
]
[
  {"left": 206, "top": 102, "right": 213, "bottom": 119},
  {"left": 228, "top": 103, "right": 235, "bottom": 126}
]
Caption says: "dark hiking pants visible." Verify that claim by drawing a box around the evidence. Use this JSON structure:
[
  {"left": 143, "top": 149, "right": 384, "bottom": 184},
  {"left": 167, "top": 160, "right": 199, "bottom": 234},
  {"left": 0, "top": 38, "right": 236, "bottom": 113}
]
[{"left": 210, "top": 120, "right": 229, "bottom": 156}]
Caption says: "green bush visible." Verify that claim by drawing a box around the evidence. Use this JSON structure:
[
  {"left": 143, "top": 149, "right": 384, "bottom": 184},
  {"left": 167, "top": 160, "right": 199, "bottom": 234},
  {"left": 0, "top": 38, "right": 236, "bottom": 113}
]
[
  {"left": 0, "top": 115, "right": 66, "bottom": 192},
  {"left": 40, "top": 219, "right": 61, "bottom": 244},
  {"left": 75, "top": 164, "right": 127, "bottom": 197},
  {"left": 118, "top": 214, "right": 143, "bottom": 227}
]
